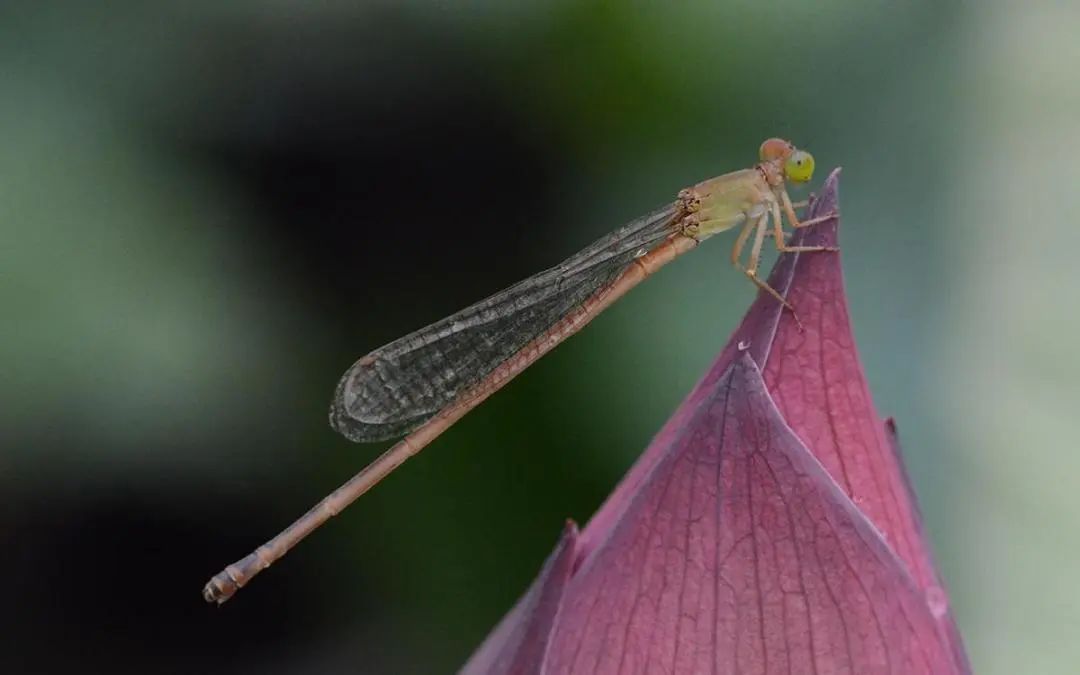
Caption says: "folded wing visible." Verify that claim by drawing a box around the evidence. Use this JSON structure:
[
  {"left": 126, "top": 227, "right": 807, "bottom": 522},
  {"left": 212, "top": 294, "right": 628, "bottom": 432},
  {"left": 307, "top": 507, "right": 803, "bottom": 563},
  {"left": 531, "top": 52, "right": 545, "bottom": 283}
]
[{"left": 330, "top": 203, "right": 679, "bottom": 442}]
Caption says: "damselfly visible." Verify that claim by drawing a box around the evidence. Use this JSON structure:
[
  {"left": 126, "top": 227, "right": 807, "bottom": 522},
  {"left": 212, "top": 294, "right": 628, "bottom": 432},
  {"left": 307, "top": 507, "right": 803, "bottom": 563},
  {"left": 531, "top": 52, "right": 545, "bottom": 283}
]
[{"left": 203, "top": 138, "right": 838, "bottom": 603}]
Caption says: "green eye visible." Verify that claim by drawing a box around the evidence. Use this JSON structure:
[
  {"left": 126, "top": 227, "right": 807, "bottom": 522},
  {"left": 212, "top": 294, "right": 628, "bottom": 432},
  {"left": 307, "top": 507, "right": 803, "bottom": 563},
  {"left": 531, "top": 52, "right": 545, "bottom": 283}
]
[{"left": 784, "top": 150, "right": 815, "bottom": 183}]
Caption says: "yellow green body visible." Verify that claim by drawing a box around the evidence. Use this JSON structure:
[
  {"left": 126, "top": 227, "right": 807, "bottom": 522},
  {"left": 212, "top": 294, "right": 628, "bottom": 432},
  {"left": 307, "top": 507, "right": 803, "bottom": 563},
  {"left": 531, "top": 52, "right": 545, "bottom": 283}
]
[
  {"left": 682, "top": 168, "right": 773, "bottom": 239},
  {"left": 671, "top": 138, "right": 836, "bottom": 318},
  {"left": 677, "top": 138, "right": 817, "bottom": 243}
]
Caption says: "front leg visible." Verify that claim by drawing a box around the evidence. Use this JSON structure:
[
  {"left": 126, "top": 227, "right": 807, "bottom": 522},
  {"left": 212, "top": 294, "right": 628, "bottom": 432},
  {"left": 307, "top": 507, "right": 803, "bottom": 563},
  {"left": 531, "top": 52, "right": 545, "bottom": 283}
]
[
  {"left": 771, "top": 202, "right": 839, "bottom": 254},
  {"left": 780, "top": 188, "right": 838, "bottom": 230}
]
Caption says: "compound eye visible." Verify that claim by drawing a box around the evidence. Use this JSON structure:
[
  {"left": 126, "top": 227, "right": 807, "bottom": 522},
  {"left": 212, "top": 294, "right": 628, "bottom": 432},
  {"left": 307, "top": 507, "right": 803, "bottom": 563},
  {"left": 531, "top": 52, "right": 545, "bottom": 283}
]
[
  {"left": 759, "top": 138, "right": 793, "bottom": 162},
  {"left": 784, "top": 150, "right": 815, "bottom": 183}
]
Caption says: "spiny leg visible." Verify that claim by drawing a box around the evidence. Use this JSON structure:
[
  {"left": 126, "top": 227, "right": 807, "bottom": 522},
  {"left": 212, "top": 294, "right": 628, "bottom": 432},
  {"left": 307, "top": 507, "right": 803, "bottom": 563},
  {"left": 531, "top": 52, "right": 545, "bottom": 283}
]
[
  {"left": 766, "top": 194, "right": 828, "bottom": 239},
  {"left": 732, "top": 212, "right": 803, "bottom": 326},
  {"left": 767, "top": 198, "right": 809, "bottom": 234},
  {"left": 771, "top": 202, "right": 839, "bottom": 254},
  {"left": 781, "top": 188, "right": 838, "bottom": 230},
  {"left": 728, "top": 212, "right": 757, "bottom": 266},
  {"left": 701, "top": 209, "right": 801, "bottom": 320},
  {"left": 791, "top": 213, "right": 837, "bottom": 230}
]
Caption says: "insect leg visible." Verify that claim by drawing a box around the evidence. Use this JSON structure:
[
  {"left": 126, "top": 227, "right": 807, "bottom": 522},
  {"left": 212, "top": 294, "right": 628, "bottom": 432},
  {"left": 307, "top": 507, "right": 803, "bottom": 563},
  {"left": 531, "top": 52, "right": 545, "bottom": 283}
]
[
  {"left": 729, "top": 212, "right": 757, "bottom": 266},
  {"left": 791, "top": 213, "right": 837, "bottom": 229},
  {"left": 780, "top": 188, "right": 838, "bottom": 230},
  {"left": 767, "top": 198, "right": 808, "bottom": 235},
  {"left": 732, "top": 211, "right": 797, "bottom": 315},
  {"left": 771, "top": 202, "right": 839, "bottom": 254}
]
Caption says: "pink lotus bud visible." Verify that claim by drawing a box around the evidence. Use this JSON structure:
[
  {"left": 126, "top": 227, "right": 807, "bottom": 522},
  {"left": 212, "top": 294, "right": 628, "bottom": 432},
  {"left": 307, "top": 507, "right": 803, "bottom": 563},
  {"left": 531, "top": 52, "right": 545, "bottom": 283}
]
[{"left": 463, "top": 171, "right": 969, "bottom": 675}]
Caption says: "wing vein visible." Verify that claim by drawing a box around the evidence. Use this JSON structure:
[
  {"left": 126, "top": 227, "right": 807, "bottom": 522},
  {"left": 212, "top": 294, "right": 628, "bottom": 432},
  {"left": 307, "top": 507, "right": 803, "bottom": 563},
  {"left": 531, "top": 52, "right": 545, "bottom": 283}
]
[{"left": 330, "top": 203, "right": 679, "bottom": 442}]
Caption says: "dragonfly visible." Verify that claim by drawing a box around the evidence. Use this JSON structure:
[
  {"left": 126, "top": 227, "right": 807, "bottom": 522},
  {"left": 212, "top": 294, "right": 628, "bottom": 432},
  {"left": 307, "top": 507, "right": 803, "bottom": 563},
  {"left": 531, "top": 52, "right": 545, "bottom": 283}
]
[{"left": 203, "top": 137, "right": 838, "bottom": 604}]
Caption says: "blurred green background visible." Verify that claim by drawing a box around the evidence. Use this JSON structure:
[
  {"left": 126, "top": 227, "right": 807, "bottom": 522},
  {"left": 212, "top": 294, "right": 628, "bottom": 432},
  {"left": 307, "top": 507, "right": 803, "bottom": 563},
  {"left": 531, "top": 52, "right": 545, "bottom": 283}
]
[{"left": 3, "top": 1, "right": 1077, "bottom": 673}]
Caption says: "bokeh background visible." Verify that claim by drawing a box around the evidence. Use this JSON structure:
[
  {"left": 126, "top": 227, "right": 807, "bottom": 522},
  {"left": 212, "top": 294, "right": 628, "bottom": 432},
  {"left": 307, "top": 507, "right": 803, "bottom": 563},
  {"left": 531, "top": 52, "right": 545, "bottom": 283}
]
[{"left": 4, "top": 2, "right": 1077, "bottom": 673}]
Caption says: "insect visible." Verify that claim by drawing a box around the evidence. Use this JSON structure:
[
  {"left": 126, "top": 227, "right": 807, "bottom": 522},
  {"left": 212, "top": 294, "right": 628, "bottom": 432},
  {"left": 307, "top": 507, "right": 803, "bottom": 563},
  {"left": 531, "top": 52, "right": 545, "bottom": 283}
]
[{"left": 203, "top": 138, "right": 838, "bottom": 604}]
